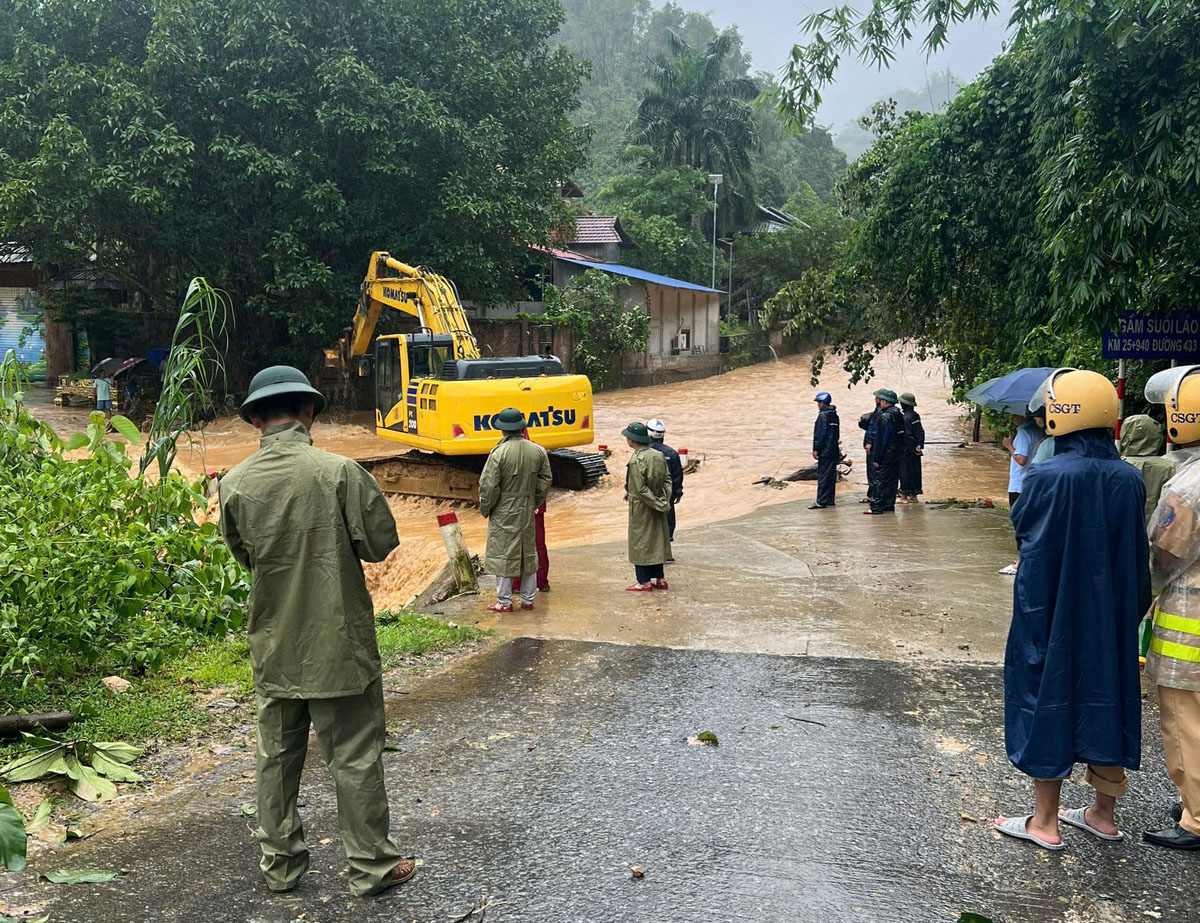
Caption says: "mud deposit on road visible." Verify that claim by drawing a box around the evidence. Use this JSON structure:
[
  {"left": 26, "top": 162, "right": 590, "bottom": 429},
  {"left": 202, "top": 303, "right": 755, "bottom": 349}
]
[{"left": 30, "top": 350, "right": 1009, "bottom": 609}]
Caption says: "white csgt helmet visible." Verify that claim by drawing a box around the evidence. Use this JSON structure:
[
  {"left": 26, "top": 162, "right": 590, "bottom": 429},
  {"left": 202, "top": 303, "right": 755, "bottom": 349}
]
[{"left": 646, "top": 418, "right": 666, "bottom": 438}]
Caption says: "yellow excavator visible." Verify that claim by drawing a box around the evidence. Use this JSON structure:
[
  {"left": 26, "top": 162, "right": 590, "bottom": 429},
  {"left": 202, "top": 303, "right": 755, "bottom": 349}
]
[{"left": 328, "top": 251, "right": 608, "bottom": 500}]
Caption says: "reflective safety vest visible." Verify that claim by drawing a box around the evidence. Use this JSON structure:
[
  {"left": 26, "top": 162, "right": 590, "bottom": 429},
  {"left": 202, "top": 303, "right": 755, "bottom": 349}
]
[{"left": 1151, "top": 605, "right": 1200, "bottom": 665}]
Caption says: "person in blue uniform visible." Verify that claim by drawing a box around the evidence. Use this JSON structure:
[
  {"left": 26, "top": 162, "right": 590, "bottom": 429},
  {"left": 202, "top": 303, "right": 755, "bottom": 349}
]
[
  {"left": 994, "top": 369, "right": 1151, "bottom": 851},
  {"left": 897, "top": 392, "right": 924, "bottom": 503},
  {"left": 865, "top": 390, "right": 905, "bottom": 515},
  {"left": 645, "top": 418, "right": 684, "bottom": 547},
  {"left": 810, "top": 392, "right": 840, "bottom": 509}
]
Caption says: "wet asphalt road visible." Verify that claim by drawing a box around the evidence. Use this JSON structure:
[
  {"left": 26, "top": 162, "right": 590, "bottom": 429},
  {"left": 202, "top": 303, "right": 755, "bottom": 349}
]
[{"left": 11, "top": 639, "right": 1197, "bottom": 923}]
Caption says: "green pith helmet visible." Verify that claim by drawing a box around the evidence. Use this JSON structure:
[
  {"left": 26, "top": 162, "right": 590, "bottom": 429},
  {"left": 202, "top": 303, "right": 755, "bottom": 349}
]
[
  {"left": 899, "top": 392, "right": 917, "bottom": 407},
  {"left": 877, "top": 389, "right": 899, "bottom": 404},
  {"left": 240, "top": 365, "right": 327, "bottom": 423},
  {"left": 494, "top": 407, "right": 528, "bottom": 432},
  {"left": 622, "top": 421, "right": 652, "bottom": 444}
]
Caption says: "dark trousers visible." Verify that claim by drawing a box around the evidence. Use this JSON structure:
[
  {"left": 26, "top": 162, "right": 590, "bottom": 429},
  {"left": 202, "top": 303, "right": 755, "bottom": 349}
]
[
  {"left": 816, "top": 452, "right": 839, "bottom": 506},
  {"left": 635, "top": 564, "right": 665, "bottom": 583},
  {"left": 870, "top": 458, "right": 901, "bottom": 513},
  {"left": 864, "top": 448, "right": 876, "bottom": 501},
  {"left": 667, "top": 501, "right": 677, "bottom": 541},
  {"left": 899, "top": 455, "right": 922, "bottom": 496},
  {"left": 535, "top": 503, "right": 549, "bottom": 589}
]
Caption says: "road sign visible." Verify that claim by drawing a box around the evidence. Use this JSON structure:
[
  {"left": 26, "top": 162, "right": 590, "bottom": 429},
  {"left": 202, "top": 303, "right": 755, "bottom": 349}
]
[{"left": 1102, "top": 310, "right": 1200, "bottom": 360}]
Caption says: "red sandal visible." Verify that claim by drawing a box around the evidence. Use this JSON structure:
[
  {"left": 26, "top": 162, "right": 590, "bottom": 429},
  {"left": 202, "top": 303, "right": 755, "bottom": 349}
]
[
  {"left": 487, "top": 603, "right": 514, "bottom": 612},
  {"left": 653, "top": 579, "right": 669, "bottom": 591},
  {"left": 626, "top": 583, "right": 654, "bottom": 592}
]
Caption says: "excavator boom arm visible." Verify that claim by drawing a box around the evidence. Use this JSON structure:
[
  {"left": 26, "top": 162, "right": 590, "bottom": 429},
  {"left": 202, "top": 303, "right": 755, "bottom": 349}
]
[{"left": 346, "top": 251, "right": 480, "bottom": 360}]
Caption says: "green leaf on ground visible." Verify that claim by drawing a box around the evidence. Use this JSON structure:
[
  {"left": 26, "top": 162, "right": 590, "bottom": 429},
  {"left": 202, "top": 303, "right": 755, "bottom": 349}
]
[
  {"left": 25, "top": 799, "right": 53, "bottom": 834},
  {"left": 42, "top": 868, "right": 119, "bottom": 884},
  {"left": 61, "top": 753, "right": 117, "bottom": 802},
  {"left": 0, "top": 739, "right": 70, "bottom": 783},
  {"left": 89, "top": 752, "right": 143, "bottom": 783},
  {"left": 0, "top": 787, "right": 28, "bottom": 871},
  {"left": 91, "top": 742, "right": 143, "bottom": 764},
  {"left": 958, "top": 915, "right": 994, "bottom": 923},
  {"left": 239, "top": 803, "right": 256, "bottom": 817}
]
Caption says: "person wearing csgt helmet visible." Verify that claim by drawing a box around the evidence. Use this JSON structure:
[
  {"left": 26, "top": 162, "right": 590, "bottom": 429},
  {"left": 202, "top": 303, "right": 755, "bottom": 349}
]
[
  {"left": 645, "top": 418, "right": 684, "bottom": 552},
  {"left": 995, "top": 369, "right": 1150, "bottom": 852},
  {"left": 1142, "top": 366, "right": 1200, "bottom": 850},
  {"left": 810, "top": 392, "right": 840, "bottom": 509}
]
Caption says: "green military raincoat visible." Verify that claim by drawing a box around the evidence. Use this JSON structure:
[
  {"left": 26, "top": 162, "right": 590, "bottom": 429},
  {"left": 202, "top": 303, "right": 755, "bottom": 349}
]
[
  {"left": 627, "top": 445, "right": 671, "bottom": 565},
  {"left": 479, "top": 434, "right": 552, "bottom": 576},
  {"left": 1119, "top": 413, "right": 1177, "bottom": 524},
  {"left": 219, "top": 421, "right": 399, "bottom": 699}
]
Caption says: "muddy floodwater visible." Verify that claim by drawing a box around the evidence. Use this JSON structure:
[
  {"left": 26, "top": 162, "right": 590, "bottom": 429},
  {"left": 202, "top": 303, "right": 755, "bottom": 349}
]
[{"left": 29, "top": 349, "right": 1009, "bottom": 608}]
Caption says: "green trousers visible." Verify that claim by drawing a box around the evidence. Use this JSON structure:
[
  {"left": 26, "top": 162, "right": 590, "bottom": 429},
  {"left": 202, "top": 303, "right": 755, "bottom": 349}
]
[{"left": 254, "top": 676, "right": 402, "bottom": 895}]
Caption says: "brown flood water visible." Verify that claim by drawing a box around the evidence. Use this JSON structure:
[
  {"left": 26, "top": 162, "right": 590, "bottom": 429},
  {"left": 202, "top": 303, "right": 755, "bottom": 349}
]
[{"left": 29, "top": 348, "right": 1010, "bottom": 609}]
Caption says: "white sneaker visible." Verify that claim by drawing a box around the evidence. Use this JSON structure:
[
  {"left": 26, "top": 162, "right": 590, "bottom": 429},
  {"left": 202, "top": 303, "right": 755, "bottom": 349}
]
[{"left": 998, "top": 563, "right": 1018, "bottom": 575}]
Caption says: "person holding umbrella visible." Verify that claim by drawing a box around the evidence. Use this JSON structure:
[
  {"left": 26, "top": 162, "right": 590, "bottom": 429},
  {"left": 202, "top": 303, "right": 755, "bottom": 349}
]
[{"left": 966, "top": 368, "right": 1055, "bottom": 574}]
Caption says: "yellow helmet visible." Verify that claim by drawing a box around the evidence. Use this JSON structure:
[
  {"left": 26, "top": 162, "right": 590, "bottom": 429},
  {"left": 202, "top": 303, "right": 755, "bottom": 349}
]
[
  {"left": 1145, "top": 365, "right": 1200, "bottom": 445},
  {"left": 1031, "top": 368, "right": 1118, "bottom": 436}
]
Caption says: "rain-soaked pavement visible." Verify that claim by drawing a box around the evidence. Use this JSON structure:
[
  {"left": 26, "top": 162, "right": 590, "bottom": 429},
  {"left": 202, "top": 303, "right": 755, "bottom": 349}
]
[
  {"left": 7, "top": 639, "right": 1196, "bottom": 923},
  {"left": 15, "top": 356, "right": 1195, "bottom": 921},
  {"left": 443, "top": 500, "right": 1017, "bottom": 663}
]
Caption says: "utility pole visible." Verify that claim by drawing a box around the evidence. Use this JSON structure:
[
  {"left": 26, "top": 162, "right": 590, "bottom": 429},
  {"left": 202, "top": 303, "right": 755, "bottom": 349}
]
[
  {"left": 708, "top": 174, "right": 723, "bottom": 292},
  {"left": 719, "top": 237, "right": 734, "bottom": 325}
]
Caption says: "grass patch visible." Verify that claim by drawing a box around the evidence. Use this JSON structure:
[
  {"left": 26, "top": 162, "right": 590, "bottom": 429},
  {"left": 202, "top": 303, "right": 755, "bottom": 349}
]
[
  {"left": 1, "top": 612, "right": 487, "bottom": 762},
  {"left": 376, "top": 609, "right": 486, "bottom": 664}
]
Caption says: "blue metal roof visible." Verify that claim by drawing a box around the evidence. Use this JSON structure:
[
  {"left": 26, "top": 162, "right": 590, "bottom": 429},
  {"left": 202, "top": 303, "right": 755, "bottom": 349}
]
[{"left": 557, "top": 257, "right": 720, "bottom": 293}]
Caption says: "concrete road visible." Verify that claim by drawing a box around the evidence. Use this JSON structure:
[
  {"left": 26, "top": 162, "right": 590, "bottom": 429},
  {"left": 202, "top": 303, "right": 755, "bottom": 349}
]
[
  {"left": 446, "top": 500, "right": 1018, "bottom": 663},
  {"left": 8, "top": 640, "right": 1195, "bottom": 923},
  {"left": 8, "top": 500, "right": 1194, "bottom": 923}
]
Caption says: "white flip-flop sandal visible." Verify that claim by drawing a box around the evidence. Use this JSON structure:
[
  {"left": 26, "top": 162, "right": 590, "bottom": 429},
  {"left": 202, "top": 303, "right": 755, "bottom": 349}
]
[
  {"left": 994, "top": 814, "right": 1066, "bottom": 851},
  {"left": 1058, "top": 807, "right": 1126, "bottom": 841}
]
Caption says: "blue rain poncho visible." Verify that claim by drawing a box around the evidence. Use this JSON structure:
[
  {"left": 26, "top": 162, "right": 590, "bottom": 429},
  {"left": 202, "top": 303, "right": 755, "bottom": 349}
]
[{"left": 1005, "top": 429, "right": 1152, "bottom": 779}]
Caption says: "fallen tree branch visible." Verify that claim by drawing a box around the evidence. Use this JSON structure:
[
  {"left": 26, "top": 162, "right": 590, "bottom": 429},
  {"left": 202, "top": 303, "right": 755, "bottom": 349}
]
[
  {"left": 783, "top": 714, "right": 827, "bottom": 728},
  {"left": 0, "top": 711, "right": 73, "bottom": 736}
]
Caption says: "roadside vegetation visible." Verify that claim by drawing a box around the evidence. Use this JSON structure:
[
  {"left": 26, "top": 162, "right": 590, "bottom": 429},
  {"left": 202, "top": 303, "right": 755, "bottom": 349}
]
[{"left": 764, "top": 0, "right": 1199, "bottom": 404}]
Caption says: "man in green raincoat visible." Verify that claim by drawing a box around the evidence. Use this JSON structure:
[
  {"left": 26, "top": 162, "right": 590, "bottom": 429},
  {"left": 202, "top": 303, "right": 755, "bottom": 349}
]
[
  {"left": 1118, "top": 413, "right": 1176, "bottom": 524},
  {"left": 219, "top": 366, "right": 414, "bottom": 896},
  {"left": 479, "top": 408, "right": 552, "bottom": 612},
  {"left": 623, "top": 421, "right": 672, "bottom": 591}
]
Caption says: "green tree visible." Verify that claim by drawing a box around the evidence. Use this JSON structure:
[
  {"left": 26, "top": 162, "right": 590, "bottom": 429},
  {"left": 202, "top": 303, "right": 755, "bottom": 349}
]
[
  {"left": 593, "top": 163, "right": 712, "bottom": 284},
  {"left": 0, "top": 0, "right": 589, "bottom": 380},
  {"left": 778, "top": 0, "right": 1200, "bottom": 385},
  {"left": 753, "top": 75, "right": 848, "bottom": 204},
  {"left": 631, "top": 29, "right": 759, "bottom": 208}
]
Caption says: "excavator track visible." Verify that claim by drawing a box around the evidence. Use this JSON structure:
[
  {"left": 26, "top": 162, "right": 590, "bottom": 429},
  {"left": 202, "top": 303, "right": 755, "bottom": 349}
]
[{"left": 355, "top": 449, "right": 608, "bottom": 502}]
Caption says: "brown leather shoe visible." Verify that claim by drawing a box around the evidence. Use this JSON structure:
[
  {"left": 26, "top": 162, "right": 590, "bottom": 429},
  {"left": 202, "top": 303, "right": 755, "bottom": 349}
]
[{"left": 378, "top": 858, "right": 417, "bottom": 893}]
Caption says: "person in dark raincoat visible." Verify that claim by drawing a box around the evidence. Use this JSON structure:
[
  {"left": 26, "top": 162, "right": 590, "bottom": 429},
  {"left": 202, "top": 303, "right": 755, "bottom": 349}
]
[
  {"left": 857, "top": 393, "right": 882, "bottom": 504},
  {"left": 479, "top": 408, "right": 552, "bottom": 612},
  {"left": 220, "top": 366, "right": 414, "bottom": 895},
  {"left": 810, "top": 392, "right": 841, "bottom": 509},
  {"left": 646, "top": 418, "right": 684, "bottom": 549},
  {"left": 995, "top": 369, "right": 1151, "bottom": 851},
  {"left": 865, "top": 390, "right": 905, "bottom": 515},
  {"left": 623, "top": 421, "right": 671, "bottom": 591},
  {"left": 898, "top": 392, "right": 924, "bottom": 502}
]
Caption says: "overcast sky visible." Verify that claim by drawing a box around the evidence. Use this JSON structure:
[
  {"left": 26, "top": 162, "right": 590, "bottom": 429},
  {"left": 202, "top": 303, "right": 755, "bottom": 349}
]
[{"left": 680, "top": 1, "right": 1014, "bottom": 128}]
